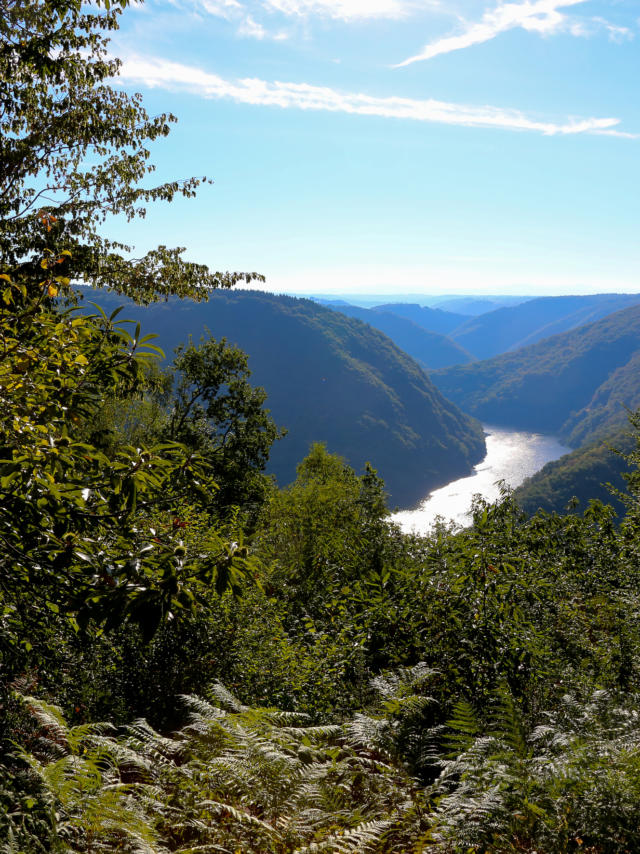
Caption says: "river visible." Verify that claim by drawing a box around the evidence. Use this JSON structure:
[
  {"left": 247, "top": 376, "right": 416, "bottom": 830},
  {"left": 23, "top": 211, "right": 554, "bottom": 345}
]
[{"left": 392, "top": 425, "right": 571, "bottom": 535}]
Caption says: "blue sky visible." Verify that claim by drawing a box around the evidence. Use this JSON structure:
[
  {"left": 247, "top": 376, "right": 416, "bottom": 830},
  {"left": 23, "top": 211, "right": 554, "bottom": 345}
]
[{"left": 109, "top": 0, "right": 640, "bottom": 295}]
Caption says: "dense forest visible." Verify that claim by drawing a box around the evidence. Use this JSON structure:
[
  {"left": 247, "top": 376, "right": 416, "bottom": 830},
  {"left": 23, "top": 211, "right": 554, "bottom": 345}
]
[
  {"left": 431, "top": 308, "right": 640, "bottom": 516},
  {"left": 4, "top": 3, "right": 640, "bottom": 853},
  {"left": 514, "top": 427, "right": 633, "bottom": 517}
]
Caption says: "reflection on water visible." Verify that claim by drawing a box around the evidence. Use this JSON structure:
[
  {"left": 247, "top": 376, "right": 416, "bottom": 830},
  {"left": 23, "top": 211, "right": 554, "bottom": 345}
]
[{"left": 392, "top": 424, "right": 571, "bottom": 536}]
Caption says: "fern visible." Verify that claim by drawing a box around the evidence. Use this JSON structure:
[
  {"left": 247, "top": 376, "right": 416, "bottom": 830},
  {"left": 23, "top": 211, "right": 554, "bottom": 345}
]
[
  {"left": 429, "top": 686, "right": 640, "bottom": 852},
  {"left": 14, "top": 696, "right": 165, "bottom": 854}
]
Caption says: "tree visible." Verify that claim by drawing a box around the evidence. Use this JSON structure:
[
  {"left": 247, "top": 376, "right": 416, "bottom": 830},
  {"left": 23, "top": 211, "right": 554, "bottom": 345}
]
[
  {"left": 257, "top": 444, "right": 399, "bottom": 631},
  {"left": 167, "top": 336, "right": 283, "bottom": 515},
  {"left": 0, "top": 0, "right": 262, "bottom": 697},
  {"left": 0, "top": 260, "right": 252, "bottom": 681},
  {"left": 0, "top": 0, "right": 262, "bottom": 303},
  {"left": 81, "top": 335, "right": 283, "bottom": 518}
]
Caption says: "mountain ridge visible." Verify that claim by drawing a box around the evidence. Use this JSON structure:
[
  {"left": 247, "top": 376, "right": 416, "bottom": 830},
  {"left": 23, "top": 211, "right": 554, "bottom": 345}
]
[
  {"left": 318, "top": 302, "right": 474, "bottom": 369},
  {"left": 432, "top": 303, "right": 640, "bottom": 443},
  {"left": 449, "top": 293, "right": 640, "bottom": 359}
]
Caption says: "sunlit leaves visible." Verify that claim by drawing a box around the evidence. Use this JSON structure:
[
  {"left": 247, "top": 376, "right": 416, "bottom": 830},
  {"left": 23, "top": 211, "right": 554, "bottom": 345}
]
[
  {"left": 0, "top": 253, "right": 251, "bottom": 675},
  {"left": 0, "top": 0, "right": 264, "bottom": 303}
]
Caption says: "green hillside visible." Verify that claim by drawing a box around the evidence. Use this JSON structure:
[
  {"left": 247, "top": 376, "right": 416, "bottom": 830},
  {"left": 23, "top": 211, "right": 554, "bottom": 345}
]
[
  {"left": 515, "top": 428, "right": 634, "bottom": 517},
  {"left": 323, "top": 303, "right": 475, "bottom": 369},
  {"left": 562, "top": 350, "right": 640, "bottom": 446},
  {"left": 450, "top": 294, "right": 640, "bottom": 359},
  {"left": 85, "top": 289, "right": 485, "bottom": 506},
  {"left": 432, "top": 304, "right": 640, "bottom": 440}
]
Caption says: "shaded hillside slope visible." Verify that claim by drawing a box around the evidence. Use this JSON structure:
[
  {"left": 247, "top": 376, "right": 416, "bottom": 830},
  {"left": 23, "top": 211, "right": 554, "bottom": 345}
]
[
  {"left": 86, "top": 289, "right": 485, "bottom": 506},
  {"left": 515, "top": 428, "right": 633, "bottom": 518},
  {"left": 324, "top": 303, "right": 474, "bottom": 369},
  {"left": 373, "top": 302, "right": 467, "bottom": 335},
  {"left": 562, "top": 350, "right": 640, "bottom": 446},
  {"left": 450, "top": 294, "right": 640, "bottom": 359},
  {"left": 432, "top": 304, "right": 640, "bottom": 442}
]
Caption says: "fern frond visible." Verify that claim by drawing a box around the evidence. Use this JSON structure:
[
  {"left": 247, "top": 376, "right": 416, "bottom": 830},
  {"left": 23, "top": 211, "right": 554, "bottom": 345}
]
[
  {"left": 197, "top": 798, "right": 281, "bottom": 838},
  {"left": 206, "top": 682, "right": 249, "bottom": 713},
  {"left": 179, "top": 694, "right": 226, "bottom": 721},
  {"left": 294, "top": 817, "right": 394, "bottom": 853},
  {"left": 442, "top": 699, "right": 479, "bottom": 757},
  {"left": 345, "top": 714, "right": 387, "bottom": 751}
]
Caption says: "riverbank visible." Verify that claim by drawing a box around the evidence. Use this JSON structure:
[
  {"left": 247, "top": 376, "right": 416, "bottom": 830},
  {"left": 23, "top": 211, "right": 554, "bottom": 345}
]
[{"left": 392, "top": 425, "right": 571, "bottom": 534}]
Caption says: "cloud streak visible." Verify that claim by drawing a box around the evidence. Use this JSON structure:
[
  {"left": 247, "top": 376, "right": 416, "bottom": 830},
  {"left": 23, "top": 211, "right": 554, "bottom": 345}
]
[
  {"left": 190, "top": 0, "right": 422, "bottom": 22},
  {"left": 262, "top": 0, "right": 417, "bottom": 21},
  {"left": 395, "top": 0, "right": 587, "bottom": 66},
  {"left": 117, "top": 53, "right": 634, "bottom": 137}
]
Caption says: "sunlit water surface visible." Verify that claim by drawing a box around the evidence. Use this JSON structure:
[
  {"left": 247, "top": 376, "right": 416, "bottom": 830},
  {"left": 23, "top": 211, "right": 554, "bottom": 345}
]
[{"left": 392, "top": 425, "right": 571, "bottom": 535}]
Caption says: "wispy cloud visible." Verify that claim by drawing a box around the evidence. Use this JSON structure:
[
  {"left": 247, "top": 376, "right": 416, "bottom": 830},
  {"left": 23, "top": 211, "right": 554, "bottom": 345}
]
[
  {"left": 395, "top": 0, "right": 587, "bottom": 66},
  {"left": 262, "top": 0, "right": 418, "bottom": 21},
  {"left": 591, "top": 16, "right": 634, "bottom": 42},
  {"left": 188, "top": 0, "right": 289, "bottom": 39},
  {"left": 237, "top": 13, "right": 267, "bottom": 37},
  {"left": 188, "top": 0, "right": 423, "bottom": 22},
  {"left": 117, "top": 53, "right": 634, "bottom": 137},
  {"left": 198, "top": 0, "right": 244, "bottom": 20},
  {"left": 236, "top": 12, "right": 288, "bottom": 38}
]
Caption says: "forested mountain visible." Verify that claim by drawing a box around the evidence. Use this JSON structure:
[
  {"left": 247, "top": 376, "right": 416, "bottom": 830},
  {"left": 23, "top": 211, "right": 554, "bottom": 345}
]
[
  {"left": 373, "top": 301, "right": 468, "bottom": 334},
  {"left": 318, "top": 302, "right": 475, "bottom": 369},
  {"left": 562, "top": 350, "right": 640, "bottom": 445},
  {"left": 432, "top": 304, "right": 640, "bottom": 441},
  {"left": 450, "top": 293, "right": 640, "bottom": 359},
  {"left": 86, "top": 289, "right": 485, "bottom": 506}
]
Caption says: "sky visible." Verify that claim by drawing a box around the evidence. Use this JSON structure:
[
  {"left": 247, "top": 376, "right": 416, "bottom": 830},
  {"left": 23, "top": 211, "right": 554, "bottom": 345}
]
[{"left": 107, "top": 0, "right": 640, "bottom": 296}]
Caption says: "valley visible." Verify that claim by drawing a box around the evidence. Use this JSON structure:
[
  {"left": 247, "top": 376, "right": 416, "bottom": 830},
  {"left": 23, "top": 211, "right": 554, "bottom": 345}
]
[
  {"left": 82, "top": 288, "right": 486, "bottom": 507},
  {"left": 6, "top": 4, "right": 640, "bottom": 852}
]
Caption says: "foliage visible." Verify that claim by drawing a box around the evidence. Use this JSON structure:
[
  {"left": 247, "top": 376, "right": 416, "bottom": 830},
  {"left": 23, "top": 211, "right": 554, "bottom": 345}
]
[
  {"left": 260, "top": 444, "right": 389, "bottom": 600},
  {"left": 431, "top": 688, "right": 640, "bottom": 853},
  {"left": 0, "top": 0, "right": 259, "bottom": 707},
  {"left": 6, "top": 4, "right": 640, "bottom": 852},
  {"left": 87, "top": 334, "right": 283, "bottom": 521},
  {"left": 0, "top": 258, "right": 253, "bottom": 706},
  {"left": 15, "top": 678, "right": 640, "bottom": 853},
  {"left": 0, "top": 0, "right": 262, "bottom": 303},
  {"left": 4, "top": 695, "right": 163, "bottom": 854},
  {"left": 9, "top": 686, "right": 423, "bottom": 854},
  {"left": 167, "top": 335, "right": 283, "bottom": 515},
  {"left": 154, "top": 686, "right": 419, "bottom": 854},
  {"left": 7, "top": 386, "right": 640, "bottom": 851}
]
